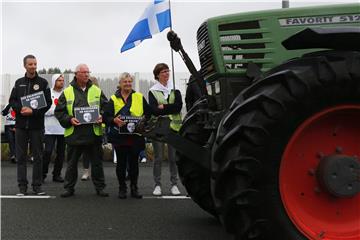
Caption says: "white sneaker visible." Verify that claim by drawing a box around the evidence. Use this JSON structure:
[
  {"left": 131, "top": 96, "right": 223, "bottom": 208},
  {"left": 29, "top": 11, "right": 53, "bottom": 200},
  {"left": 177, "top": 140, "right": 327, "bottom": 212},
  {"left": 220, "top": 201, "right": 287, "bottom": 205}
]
[
  {"left": 153, "top": 186, "right": 162, "bottom": 196},
  {"left": 140, "top": 157, "right": 147, "bottom": 163},
  {"left": 170, "top": 185, "right": 181, "bottom": 195},
  {"left": 113, "top": 151, "right": 117, "bottom": 164},
  {"left": 81, "top": 169, "right": 90, "bottom": 181}
]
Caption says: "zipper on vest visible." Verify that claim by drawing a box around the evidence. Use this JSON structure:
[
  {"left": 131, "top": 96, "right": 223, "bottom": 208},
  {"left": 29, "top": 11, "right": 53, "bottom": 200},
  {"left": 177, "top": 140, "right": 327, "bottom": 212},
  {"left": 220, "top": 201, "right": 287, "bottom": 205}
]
[{"left": 25, "top": 79, "right": 32, "bottom": 129}]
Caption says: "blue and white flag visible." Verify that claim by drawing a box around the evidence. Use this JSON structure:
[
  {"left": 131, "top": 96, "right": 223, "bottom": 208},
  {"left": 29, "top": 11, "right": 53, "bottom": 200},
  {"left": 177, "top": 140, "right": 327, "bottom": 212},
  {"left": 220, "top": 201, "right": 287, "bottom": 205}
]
[{"left": 121, "top": 0, "right": 171, "bottom": 53}]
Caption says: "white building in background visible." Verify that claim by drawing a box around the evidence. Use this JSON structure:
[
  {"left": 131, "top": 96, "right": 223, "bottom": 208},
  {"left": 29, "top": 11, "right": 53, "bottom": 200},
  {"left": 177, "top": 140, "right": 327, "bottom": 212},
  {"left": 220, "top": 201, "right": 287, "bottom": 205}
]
[{"left": 0, "top": 72, "right": 190, "bottom": 110}]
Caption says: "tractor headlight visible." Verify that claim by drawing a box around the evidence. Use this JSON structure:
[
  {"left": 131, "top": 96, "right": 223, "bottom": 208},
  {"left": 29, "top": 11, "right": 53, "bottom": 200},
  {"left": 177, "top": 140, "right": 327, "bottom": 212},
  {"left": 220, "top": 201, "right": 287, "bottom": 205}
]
[
  {"left": 214, "top": 81, "right": 220, "bottom": 94},
  {"left": 206, "top": 84, "right": 212, "bottom": 95}
]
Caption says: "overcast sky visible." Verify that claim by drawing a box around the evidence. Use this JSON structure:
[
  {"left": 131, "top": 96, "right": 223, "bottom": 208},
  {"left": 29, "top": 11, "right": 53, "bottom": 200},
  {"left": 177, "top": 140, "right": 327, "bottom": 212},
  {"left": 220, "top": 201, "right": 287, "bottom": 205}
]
[{"left": 1, "top": 0, "right": 356, "bottom": 74}]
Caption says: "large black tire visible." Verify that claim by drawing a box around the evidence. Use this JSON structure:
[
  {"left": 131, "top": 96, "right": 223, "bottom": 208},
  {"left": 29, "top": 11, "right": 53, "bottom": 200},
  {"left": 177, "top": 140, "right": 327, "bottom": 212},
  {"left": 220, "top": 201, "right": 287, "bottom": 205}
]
[
  {"left": 176, "top": 106, "right": 217, "bottom": 217},
  {"left": 211, "top": 51, "right": 360, "bottom": 239}
]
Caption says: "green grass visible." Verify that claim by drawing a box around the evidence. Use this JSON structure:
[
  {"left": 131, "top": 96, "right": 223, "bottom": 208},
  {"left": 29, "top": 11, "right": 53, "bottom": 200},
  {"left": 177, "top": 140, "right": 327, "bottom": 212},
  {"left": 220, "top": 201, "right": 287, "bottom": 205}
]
[{"left": 1, "top": 143, "right": 10, "bottom": 161}]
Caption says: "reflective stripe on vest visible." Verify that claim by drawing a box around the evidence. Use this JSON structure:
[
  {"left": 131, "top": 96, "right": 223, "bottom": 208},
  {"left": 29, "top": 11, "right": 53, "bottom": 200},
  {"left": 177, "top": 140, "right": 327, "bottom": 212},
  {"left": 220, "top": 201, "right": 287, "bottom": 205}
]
[
  {"left": 63, "top": 85, "right": 102, "bottom": 137},
  {"left": 110, "top": 92, "right": 144, "bottom": 117},
  {"left": 150, "top": 90, "right": 182, "bottom": 132}
]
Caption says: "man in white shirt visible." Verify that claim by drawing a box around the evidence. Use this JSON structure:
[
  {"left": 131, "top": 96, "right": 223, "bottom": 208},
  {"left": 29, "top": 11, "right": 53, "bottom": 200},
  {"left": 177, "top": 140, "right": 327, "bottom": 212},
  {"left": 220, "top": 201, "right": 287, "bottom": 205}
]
[{"left": 43, "top": 74, "right": 65, "bottom": 182}]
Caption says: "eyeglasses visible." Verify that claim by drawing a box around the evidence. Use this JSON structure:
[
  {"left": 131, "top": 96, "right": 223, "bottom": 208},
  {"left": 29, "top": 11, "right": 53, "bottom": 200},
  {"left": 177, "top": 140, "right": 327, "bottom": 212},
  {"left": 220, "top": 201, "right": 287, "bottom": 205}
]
[
  {"left": 78, "top": 71, "right": 91, "bottom": 74},
  {"left": 160, "top": 69, "right": 170, "bottom": 74}
]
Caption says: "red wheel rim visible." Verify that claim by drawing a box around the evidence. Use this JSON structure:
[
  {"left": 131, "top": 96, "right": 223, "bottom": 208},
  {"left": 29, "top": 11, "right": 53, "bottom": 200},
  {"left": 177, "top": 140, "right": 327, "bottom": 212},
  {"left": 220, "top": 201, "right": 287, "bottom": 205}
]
[{"left": 280, "top": 105, "right": 360, "bottom": 240}]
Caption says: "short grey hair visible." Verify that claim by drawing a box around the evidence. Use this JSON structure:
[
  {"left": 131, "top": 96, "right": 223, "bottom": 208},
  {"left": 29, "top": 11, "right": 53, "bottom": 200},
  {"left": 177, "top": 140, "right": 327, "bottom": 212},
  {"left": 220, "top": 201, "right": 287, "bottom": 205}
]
[
  {"left": 75, "top": 64, "right": 89, "bottom": 73},
  {"left": 119, "top": 72, "right": 134, "bottom": 82}
]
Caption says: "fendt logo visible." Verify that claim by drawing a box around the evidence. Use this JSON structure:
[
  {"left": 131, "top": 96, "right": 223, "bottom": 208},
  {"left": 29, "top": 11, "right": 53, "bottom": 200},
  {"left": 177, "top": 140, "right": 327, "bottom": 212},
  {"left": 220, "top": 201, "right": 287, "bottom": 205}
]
[{"left": 279, "top": 14, "right": 360, "bottom": 26}]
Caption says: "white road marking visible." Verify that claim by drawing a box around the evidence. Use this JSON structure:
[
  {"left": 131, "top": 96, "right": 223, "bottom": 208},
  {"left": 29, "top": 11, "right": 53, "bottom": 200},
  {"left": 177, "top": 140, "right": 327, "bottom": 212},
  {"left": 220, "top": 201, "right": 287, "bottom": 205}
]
[
  {"left": 1, "top": 195, "right": 190, "bottom": 199},
  {"left": 143, "top": 195, "right": 190, "bottom": 199},
  {"left": 0, "top": 195, "right": 56, "bottom": 199}
]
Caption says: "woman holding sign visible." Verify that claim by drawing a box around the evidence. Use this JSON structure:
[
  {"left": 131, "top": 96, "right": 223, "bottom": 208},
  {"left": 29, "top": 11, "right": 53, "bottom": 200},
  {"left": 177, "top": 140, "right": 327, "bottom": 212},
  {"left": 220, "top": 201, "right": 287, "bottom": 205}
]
[{"left": 103, "top": 72, "right": 165, "bottom": 199}]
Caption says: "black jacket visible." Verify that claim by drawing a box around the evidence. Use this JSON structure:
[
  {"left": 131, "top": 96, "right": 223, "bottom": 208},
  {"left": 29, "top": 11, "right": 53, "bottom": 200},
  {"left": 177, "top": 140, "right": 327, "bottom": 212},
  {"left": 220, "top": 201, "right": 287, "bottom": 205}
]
[
  {"left": 55, "top": 78, "right": 108, "bottom": 145},
  {"left": 148, "top": 89, "right": 182, "bottom": 115},
  {"left": 9, "top": 73, "right": 52, "bottom": 130}
]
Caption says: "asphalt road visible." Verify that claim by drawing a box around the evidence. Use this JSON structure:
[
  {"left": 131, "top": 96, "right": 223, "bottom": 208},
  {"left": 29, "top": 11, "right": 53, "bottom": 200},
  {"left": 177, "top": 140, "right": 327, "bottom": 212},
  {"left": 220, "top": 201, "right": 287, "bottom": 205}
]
[{"left": 1, "top": 160, "right": 232, "bottom": 240}]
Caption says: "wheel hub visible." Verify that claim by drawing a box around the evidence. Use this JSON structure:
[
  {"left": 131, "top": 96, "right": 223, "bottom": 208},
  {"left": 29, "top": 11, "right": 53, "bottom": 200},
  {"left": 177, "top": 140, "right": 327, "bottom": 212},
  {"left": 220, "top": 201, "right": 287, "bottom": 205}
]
[
  {"left": 316, "top": 154, "right": 360, "bottom": 198},
  {"left": 280, "top": 105, "right": 360, "bottom": 240}
]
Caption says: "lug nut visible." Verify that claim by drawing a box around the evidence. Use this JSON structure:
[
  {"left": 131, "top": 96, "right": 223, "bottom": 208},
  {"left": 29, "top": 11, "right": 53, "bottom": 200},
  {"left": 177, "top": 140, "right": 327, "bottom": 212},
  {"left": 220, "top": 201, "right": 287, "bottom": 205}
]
[
  {"left": 308, "top": 169, "right": 315, "bottom": 176},
  {"left": 318, "top": 231, "right": 325, "bottom": 238},
  {"left": 317, "top": 152, "right": 324, "bottom": 159},
  {"left": 335, "top": 146, "right": 343, "bottom": 154},
  {"left": 314, "top": 187, "right": 321, "bottom": 193}
]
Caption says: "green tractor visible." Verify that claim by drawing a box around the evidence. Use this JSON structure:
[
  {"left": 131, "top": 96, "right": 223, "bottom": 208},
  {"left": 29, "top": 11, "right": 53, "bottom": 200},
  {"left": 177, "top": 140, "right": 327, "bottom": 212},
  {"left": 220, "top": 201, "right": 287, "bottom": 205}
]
[{"left": 146, "top": 3, "right": 360, "bottom": 240}]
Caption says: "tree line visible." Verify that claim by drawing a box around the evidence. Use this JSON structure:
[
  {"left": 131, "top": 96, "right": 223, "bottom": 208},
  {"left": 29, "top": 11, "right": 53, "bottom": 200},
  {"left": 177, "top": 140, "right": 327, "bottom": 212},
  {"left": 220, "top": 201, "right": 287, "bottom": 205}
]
[{"left": 38, "top": 67, "right": 73, "bottom": 74}]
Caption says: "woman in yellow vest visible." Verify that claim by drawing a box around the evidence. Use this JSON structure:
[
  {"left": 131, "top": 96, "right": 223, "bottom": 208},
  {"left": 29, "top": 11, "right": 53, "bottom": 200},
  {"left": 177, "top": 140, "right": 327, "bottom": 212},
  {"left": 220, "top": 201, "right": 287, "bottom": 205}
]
[
  {"left": 149, "top": 63, "right": 183, "bottom": 196},
  {"left": 103, "top": 72, "right": 165, "bottom": 199}
]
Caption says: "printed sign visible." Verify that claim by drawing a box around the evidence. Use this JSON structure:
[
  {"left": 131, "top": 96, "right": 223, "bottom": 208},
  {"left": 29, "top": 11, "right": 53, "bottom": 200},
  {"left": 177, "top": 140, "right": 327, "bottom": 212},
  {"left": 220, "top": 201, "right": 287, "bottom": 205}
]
[
  {"left": 279, "top": 14, "right": 360, "bottom": 26},
  {"left": 20, "top": 91, "right": 47, "bottom": 109},
  {"left": 74, "top": 106, "right": 100, "bottom": 124},
  {"left": 118, "top": 116, "right": 142, "bottom": 135}
]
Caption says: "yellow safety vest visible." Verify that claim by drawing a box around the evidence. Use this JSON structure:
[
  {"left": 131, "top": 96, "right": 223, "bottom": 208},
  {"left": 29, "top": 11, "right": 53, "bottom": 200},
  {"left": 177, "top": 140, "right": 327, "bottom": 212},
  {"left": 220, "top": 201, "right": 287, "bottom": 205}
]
[
  {"left": 111, "top": 92, "right": 144, "bottom": 117},
  {"left": 151, "top": 90, "right": 182, "bottom": 132},
  {"left": 63, "top": 85, "right": 102, "bottom": 137}
]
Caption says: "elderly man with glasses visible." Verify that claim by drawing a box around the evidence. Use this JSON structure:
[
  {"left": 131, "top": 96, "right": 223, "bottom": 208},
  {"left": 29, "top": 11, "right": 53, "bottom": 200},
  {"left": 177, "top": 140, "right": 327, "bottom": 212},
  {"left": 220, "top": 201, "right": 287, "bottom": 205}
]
[{"left": 55, "top": 64, "right": 109, "bottom": 198}]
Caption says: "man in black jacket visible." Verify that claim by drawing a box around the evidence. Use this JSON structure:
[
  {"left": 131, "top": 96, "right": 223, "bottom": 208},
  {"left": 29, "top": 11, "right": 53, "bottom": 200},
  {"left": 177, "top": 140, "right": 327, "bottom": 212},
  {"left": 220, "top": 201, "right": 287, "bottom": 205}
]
[
  {"left": 55, "top": 63, "right": 109, "bottom": 198},
  {"left": 9, "top": 54, "right": 52, "bottom": 195}
]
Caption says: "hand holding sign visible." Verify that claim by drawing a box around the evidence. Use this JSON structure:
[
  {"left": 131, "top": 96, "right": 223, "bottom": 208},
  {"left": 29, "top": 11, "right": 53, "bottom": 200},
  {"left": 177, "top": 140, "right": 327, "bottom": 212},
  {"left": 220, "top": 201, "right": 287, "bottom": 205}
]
[
  {"left": 113, "top": 116, "right": 126, "bottom": 127},
  {"left": 96, "top": 115, "right": 103, "bottom": 124},
  {"left": 21, "top": 107, "right": 33, "bottom": 116},
  {"left": 70, "top": 117, "right": 80, "bottom": 126}
]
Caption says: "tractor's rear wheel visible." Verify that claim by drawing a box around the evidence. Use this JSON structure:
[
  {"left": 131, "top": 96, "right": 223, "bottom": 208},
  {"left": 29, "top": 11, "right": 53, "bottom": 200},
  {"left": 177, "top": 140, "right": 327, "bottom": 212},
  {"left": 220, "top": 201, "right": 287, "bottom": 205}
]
[
  {"left": 212, "top": 51, "right": 360, "bottom": 239},
  {"left": 176, "top": 112, "right": 217, "bottom": 217}
]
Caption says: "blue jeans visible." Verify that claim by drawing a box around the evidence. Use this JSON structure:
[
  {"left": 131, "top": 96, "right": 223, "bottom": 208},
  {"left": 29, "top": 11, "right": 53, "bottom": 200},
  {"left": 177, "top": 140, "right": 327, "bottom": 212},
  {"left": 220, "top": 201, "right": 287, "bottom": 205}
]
[{"left": 139, "top": 150, "right": 146, "bottom": 160}]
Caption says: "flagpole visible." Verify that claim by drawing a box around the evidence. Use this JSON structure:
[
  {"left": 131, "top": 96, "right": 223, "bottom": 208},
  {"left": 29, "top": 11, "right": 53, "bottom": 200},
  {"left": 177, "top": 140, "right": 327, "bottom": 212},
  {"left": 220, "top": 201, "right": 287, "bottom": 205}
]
[{"left": 169, "top": 0, "right": 176, "bottom": 91}]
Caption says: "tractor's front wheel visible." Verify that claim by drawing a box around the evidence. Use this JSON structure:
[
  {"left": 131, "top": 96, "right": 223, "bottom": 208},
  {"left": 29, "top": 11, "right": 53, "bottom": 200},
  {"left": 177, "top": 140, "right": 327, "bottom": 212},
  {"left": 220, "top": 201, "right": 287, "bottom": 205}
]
[
  {"left": 176, "top": 110, "right": 217, "bottom": 217},
  {"left": 212, "top": 51, "right": 360, "bottom": 239}
]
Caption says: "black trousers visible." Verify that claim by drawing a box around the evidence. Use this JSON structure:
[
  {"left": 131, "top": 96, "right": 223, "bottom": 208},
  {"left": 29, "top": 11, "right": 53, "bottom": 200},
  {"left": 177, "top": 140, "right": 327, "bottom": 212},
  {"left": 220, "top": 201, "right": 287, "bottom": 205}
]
[
  {"left": 64, "top": 144, "right": 106, "bottom": 192},
  {"left": 42, "top": 135, "right": 65, "bottom": 178},
  {"left": 5, "top": 125, "right": 16, "bottom": 158},
  {"left": 15, "top": 128, "right": 44, "bottom": 187},
  {"left": 114, "top": 145, "right": 140, "bottom": 189}
]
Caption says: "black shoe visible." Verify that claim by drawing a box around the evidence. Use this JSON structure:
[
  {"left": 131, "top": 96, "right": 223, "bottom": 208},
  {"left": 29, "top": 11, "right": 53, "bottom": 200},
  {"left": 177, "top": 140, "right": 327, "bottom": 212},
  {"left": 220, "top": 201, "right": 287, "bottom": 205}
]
[
  {"left": 60, "top": 191, "right": 74, "bottom": 198},
  {"left": 118, "top": 189, "right": 127, "bottom": 199},
  {"left": 96, "top": 189, "right": 109, "bottom": 197},
  {"left": 10, "top": 156, "right": 17, "bottom": 164},
  {"left": 130, "top": 186, "right": 142, "bottom": 199},
  {"left": 17, "top": 186, "right": 27, "bottom": 196},
  {"left": 53, "top": 176, "right": 64, "bottom": 183},
  {"left": 33, "top": 186, "right": 46, "bottom": 195}
]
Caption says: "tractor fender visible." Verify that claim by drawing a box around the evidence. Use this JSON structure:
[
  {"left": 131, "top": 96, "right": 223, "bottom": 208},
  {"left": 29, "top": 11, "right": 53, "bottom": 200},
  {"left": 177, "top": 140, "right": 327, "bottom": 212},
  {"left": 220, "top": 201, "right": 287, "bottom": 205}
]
[{"left": 282, "top": 27, "right": 360, "bottom": 51}]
